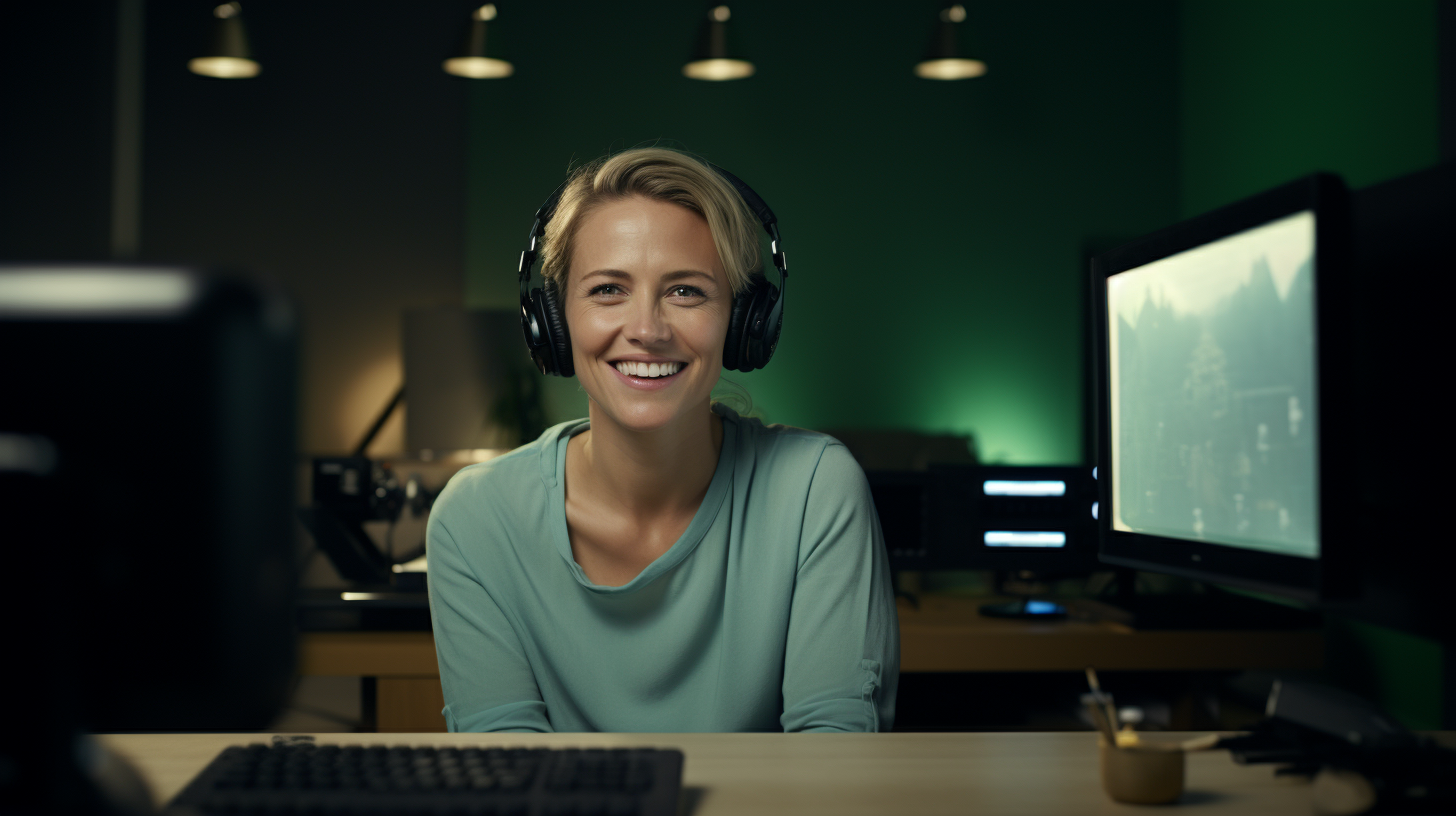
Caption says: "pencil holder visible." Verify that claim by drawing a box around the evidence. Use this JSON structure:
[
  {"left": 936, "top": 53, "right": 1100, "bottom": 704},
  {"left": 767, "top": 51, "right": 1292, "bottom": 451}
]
[{"left": 1099, "top": 739, "right": 1185, "bottom": 805}]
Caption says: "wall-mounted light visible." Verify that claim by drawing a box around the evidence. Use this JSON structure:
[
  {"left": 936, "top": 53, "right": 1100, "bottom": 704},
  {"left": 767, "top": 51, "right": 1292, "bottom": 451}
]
[
  {"left": 683, "top": 5, "right": 754, "bottom": 81},
  {"left": 915, "top": 4, "right": 986, "bottom": 80},
  {"left": 444, "top": 4, "right": 514, "bottom": 79},
  {"left": 188, "top": 2, "right": 260, "bottom": 79}
]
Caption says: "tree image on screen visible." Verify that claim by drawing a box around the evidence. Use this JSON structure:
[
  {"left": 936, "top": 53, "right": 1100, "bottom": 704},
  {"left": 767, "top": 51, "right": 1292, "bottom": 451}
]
[{"left": 1108, "top": 212, "right": 1319, "bottom": 559}]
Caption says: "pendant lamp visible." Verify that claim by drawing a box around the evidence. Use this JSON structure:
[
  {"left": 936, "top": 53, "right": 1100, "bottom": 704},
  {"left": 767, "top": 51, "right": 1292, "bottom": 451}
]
[
  {"left": 188, "top": 2, "right": 260, "bottom": 79},
  {"left": 683, "top": 5, "right": 754, "bottom": 81},
  {"left": 444, "top": 4, "right": 514, "bottom": 79},
  {"left": 915, "top": 4, "right": 986, "bottom": 80}
]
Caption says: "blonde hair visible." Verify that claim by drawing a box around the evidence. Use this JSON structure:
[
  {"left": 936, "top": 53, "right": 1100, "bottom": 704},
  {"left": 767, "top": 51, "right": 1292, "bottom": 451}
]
[{"left": 539, "top": 148, "right": 761, "bottom": 294}]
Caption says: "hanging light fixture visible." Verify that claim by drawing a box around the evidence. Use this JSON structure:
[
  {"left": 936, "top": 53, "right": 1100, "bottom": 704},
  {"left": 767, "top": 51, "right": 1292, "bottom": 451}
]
[
  {"left": 915, "top": 4, "right": 986, "bottom": 80},
  {"left": 444, "top": 4, "right": 514, "bottom": 79},
  {"left": 683, "top": 5, "right": 754, "bottom": 81},
  {"left": 188, "top": 2, "right": 260, "bottom": 79}
]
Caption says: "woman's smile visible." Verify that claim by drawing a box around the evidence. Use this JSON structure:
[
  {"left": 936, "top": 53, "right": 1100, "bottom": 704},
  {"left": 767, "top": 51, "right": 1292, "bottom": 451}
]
[{"left": 610, "top": 359, "right": 688, "bottom": 390}]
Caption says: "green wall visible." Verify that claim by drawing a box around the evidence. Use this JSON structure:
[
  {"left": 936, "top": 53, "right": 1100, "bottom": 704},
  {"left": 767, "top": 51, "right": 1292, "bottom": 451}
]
[
  {"left": 464, "top": 1, "right": 1181, "bottom": 465},
  {"left": 1179, "top": 0, "right": 1443, "bottom": 729},
  {"left": 1180, "top": 0, "right": 1439, "bottom": 217}
]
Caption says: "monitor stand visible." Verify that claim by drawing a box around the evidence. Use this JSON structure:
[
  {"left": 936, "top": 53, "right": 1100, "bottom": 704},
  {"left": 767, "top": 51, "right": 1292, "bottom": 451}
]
[
  {"left": 1086, "top": 569, "right": 1324, "bottom": 630},
  {"left": 979, "top": 571, "right": 1069, "bottom": 620}
]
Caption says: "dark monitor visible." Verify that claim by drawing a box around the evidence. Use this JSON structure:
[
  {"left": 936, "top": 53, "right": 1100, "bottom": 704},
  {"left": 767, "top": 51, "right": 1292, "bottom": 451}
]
[
  {"left": 1091, "top": 175, "right": 1357, "bottom": 603},
  {"left": 0, "top": 265, "right": 298, "bottom": 743}
]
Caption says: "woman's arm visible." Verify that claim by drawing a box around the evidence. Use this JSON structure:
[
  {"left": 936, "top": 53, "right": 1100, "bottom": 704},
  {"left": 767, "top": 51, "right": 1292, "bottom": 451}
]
[
  {"left": 780, "top": 442, "right": 901, "bottom": 732},
  {"left": 427, "top": 511, "right": 554, "bottom": 733}
]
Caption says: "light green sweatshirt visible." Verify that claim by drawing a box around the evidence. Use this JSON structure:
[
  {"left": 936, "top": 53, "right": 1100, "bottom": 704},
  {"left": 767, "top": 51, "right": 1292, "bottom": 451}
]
[{"left": 427, "top": 403, "right": 899, "bottom": 732}]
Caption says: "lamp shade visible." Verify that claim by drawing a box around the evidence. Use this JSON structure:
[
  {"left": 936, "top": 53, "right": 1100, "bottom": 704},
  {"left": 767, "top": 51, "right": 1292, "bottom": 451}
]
[
  {"left": 915, "top": 3, "right": 986, "bottom": 80},
  {"left": 444, "top": 4, "right": 514, "bottom": 79},
  {"left": 188, "top": 2, "right": 260, "bottom": 79},
  {"left": 683, "top": 5, "right": 754, "bottom": 81}
]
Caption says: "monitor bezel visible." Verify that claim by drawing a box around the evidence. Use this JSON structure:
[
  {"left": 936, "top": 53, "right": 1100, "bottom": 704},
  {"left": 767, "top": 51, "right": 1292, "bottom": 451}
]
[{"left": 1091, "top": 174, "right": 1357, "bottom": 604}]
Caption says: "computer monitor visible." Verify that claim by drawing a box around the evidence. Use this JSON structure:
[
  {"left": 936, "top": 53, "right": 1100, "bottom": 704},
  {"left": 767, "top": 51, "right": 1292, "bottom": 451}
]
[
  {"left": 1091, "top": 175, "right": 1356, "bottom": 603},
  {"left": 0, "top": 265, "right": 298, "bottom": 739}
]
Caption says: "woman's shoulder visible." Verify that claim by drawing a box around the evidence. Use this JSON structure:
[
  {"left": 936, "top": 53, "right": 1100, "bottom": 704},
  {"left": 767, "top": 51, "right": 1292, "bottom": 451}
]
[
  {"left": 432, "top": 418, "right": 584, "bottom": 520},
  {"left": 715, "top": 403, "right": 861, "bottom": 476}
]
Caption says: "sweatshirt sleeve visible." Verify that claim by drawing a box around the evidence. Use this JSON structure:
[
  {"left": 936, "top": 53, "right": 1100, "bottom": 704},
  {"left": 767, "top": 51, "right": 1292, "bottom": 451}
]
[
  {"left": 779, "top": 441, "right": 900, "bottom": 732},
  {"left": 427, "top": 506, "right": 554, "bottom": 733}
]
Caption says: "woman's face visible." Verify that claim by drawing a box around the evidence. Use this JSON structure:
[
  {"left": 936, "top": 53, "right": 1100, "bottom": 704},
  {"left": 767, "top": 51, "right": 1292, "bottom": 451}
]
[{"left": 564, "top": 195, "right": 731, "bottom": 435}]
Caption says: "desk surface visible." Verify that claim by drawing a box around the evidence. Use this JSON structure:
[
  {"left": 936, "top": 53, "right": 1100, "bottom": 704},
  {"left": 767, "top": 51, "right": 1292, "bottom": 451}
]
[{"left": 104, "top": 731, "right": 1336, "bottom": 816}]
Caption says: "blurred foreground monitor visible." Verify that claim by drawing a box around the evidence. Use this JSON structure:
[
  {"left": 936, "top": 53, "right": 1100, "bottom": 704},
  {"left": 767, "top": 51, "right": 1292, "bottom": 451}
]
[{"left": 1, "top": 265, "right": 297, "bottom": 811}]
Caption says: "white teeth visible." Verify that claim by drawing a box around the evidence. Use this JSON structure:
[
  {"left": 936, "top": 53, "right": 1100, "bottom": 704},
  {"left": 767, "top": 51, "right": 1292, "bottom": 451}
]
[{"left": 615, "top": 361, "right": 683, "bottom": 378}]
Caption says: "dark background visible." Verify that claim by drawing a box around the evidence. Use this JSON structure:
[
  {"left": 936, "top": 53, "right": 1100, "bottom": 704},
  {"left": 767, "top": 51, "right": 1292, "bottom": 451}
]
[{"left": 1, "top": 0, "right": 1451, "bottom": 729}]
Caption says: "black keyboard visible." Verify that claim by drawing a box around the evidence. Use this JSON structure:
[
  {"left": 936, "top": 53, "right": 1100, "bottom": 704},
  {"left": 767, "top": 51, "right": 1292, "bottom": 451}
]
[{"left": 167, "top": 741, "right": 684, "bottom": 816}]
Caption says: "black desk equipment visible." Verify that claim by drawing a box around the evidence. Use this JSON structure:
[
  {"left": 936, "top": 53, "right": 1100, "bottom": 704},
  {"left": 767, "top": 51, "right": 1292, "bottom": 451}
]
[{"left": 868, "top": 464, "right": 1098, "bottom": 615}]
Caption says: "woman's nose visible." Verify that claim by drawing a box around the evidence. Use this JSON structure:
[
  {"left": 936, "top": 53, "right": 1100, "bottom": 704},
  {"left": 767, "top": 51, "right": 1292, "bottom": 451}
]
[{"left": 626, "top": 300, "right": 671, "bottom": 344}]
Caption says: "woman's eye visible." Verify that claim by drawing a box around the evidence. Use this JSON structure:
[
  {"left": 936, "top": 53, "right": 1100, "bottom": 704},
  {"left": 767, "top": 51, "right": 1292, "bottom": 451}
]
[
  {"left": 588, "top": 284, "right": 623, "bottom": 297},
  {"left": 669, "top": 285, "right": 706, "bottom": 299}
]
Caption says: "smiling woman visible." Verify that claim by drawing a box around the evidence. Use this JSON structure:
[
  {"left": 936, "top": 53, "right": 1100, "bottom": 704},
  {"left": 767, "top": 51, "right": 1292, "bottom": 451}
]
[{"left": 426, "top": 148, "right": 899, "bottom": 733}]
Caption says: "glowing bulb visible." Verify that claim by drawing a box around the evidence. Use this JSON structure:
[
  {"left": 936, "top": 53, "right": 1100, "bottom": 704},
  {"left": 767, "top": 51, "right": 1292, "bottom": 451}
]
[
  {"left": 914, "top": 58, "right": 986, "bottom": 80},
  {"left": 683, "top": 58, "right": 754, "bottom": 81},
  {"left": 473, "top": 4, "right": 497, "bottom": 21},
  {"left": 189, "top": 56, "right": 261, "bottom": 78},
  {"left": 711, "top": 5, "right": 731, "bottom": 22},
  {"left": 443, "top": 57, "right": 514, "bottom": 78}
]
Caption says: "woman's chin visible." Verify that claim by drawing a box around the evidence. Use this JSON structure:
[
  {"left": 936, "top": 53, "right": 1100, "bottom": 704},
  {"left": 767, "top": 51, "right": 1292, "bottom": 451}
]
[{"left": 588, "top": 400, "right": 710, "bottom": 435}]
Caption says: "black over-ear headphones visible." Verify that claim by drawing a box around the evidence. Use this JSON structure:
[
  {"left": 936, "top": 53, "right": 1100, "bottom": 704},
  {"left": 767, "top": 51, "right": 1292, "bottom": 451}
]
[{"left": 517, "top": 163, "right": 788, "bottom": 377}]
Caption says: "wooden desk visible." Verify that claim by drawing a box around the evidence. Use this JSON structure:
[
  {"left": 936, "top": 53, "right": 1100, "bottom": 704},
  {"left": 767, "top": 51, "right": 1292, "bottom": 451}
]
[
  {"left": 100, "top": 731, "right": 1339, "bottom": 816},
  {"left": 895, "top": 595, "right": 1322, "bottom": 672},
  {"left": 298, "top": 596, "right": 1323, "bottom": 732}
]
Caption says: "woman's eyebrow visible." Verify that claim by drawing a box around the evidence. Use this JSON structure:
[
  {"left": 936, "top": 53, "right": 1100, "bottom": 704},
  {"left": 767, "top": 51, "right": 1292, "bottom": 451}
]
[
  {"left": 579, "top": 269, "right": 716, "bottom": 284},
  {"left": 661, "top": 270, "right": 716, "bottom": 284},
  {"left": 579, "top": 269, "right": 631, "bottom": 283}
]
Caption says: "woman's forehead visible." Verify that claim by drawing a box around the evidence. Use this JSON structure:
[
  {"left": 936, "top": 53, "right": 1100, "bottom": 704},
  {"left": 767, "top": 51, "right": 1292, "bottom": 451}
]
[{"left": 569, "top": 197, "right": 726, "bottom": 285}]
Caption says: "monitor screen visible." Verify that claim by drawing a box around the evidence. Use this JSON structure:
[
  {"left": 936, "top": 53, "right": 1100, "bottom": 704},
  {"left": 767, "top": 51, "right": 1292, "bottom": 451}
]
[
  {"left": 1106, "top": 210, "right": 1319, "bottom": 559},
  {"left": 1093, "top": 174, "right": 1355, "bottom": 602}
]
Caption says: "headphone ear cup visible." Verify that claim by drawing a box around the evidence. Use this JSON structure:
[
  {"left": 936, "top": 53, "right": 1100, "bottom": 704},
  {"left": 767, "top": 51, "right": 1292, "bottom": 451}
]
[
  {"left": 725, "top": 276, "right": 779, "bottom": 373},
  {"left": 723, "top": 278, "right": 759, "bottom": 372},
  {"left": 746, "top": 281, "right": 782, "bottom": 370},
  {"left": 539, "top": 280, "right": 573, "bottom": 378}
]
